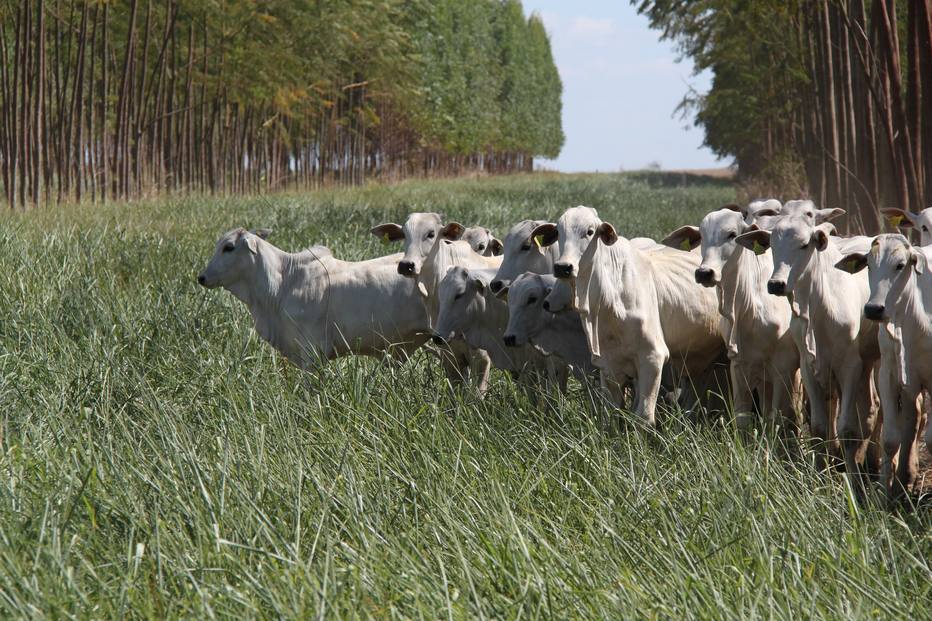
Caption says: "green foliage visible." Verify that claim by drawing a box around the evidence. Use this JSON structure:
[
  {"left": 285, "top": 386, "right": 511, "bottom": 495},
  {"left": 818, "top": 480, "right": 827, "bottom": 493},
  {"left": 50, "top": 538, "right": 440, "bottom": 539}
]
[{"left": 0, "top": 174, "right": 928, "bottom": 617}]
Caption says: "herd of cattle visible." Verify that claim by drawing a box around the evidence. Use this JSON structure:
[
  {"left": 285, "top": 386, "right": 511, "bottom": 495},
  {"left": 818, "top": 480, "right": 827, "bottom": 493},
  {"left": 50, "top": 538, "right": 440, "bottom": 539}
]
[{"left": 196, "top": 199, "right": 932, "bottom": 503}]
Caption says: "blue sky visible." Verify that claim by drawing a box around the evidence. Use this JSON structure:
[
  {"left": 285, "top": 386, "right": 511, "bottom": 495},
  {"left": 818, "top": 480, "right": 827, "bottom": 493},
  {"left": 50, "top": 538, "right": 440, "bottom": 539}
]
[{"left": 522, "top": 0, "right": 723, "bottom": 172}]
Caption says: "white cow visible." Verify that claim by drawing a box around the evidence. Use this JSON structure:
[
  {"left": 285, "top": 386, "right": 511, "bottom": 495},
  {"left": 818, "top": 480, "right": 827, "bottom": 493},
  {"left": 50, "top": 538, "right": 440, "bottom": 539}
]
[
  {"left": 489, "top": 220, "right": 561, "bottom": 295},
  {"left": 779, "top": 199, "right": 846, "bottom": 224},
  {"left": 736, "top": 217, "right": 880, "bottom": 486},
  {"left": 197, "top": 228, "right": 430, "bottom": 367},
  {"left": 371, "top": 213, "right": 501, "bottom": 392},
  {"left": 433, "top": 266, "right": 543, "bottom": 378},
  {"left": 880, "top": 207, "right": 932, "bottom": 246},
  {"left": 836, "top": 234, "right": 932, "bottom": 499},
  {"left": 500, "top": 272, "right": 596, "bottom": 378},
  {"left": 662, "top": 207, "right": 800, "bottom": 435},
  {"left": 461, "top": 226, "right": 504, "bottom": 257},
  {"left": 532, "top": 206, "right": 724, "bottom": 425}
]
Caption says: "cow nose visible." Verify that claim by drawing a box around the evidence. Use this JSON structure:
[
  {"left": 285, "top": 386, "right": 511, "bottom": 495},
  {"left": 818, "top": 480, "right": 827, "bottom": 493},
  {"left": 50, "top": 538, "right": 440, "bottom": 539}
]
[
  {"left": 542, "top": 300, "right": 551, "bottom": 311},
  {"left": 431, "top": 333, "right": 446, "bottom": 345},
  {"left": 864, "top": 303, "right": 885, "bottom": 321},
  {"left": 503, "top": 334, "right": 517, "bottom": 347},
  {"left": 197, "top": 274, "right": 206, "bottom": 286},
  {"left": 767, "top": 279, "right": 787, "bottom": 296},
  {"left": 398, "top": 261, "right": 415, "bottom": 276},
  {"left": 553, "top": 262, "right": 573, "bottom": 279},
  {"left": 695, "top": 267, "right": 715, "bottom": 285},
  {"left": 490, "top": 280, "right": 504, "bottom": 294}
]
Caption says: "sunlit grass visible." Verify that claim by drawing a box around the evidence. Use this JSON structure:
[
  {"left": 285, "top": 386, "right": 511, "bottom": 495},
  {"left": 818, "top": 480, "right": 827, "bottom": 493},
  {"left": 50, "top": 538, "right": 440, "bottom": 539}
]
[{"left": 0, "top": 172, "right": 927, "bottom": 618}]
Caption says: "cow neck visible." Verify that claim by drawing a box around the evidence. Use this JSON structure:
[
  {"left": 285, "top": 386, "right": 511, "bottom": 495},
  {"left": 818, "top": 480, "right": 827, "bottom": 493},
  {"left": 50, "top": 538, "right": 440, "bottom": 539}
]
[
  {"left": 465, "top": 295, "right": 513, "bottom": 367},
  {"left": 790, "top": 243, "right": 839, "bottom": 372},
  {"left": 537, "top": 311, "right": 590, "bottom": 370},
  {"left": 419, "top": 239, "right": 449, "bottom": 316},
  {"left": 719, "top": 246, "right": 771, "bottom": 356},
  {"left": 886, "top": 270, "right": 932, "bottom": 384}
]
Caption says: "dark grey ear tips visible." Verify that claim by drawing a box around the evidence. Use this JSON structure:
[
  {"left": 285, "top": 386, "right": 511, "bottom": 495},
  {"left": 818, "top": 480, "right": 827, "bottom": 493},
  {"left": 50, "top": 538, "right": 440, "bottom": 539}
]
[{"left": 252, "top": 228, "right": 272, "bottom": 239}]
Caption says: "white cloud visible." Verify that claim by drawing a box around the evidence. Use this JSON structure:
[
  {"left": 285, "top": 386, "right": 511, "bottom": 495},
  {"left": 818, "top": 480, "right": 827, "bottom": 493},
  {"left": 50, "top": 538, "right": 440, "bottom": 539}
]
[{"left": 569, "top": 16, "right": 616, "bottom": 38}]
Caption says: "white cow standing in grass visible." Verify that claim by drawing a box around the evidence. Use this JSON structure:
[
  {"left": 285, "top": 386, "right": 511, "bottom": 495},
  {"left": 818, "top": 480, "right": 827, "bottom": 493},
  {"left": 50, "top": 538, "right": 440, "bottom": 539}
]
[
  {"left": 736, "top": 216, "right": 880, "bottom": 488},
  {"left": 662, "top": 205, "right": 800, "bottom": 436},
  {"left": 534, "top": 206, "right": 724, "bottom": 426},
  {"left": 371, "top": 212, "right": 501, "bottom": 393},
  {"left": 197, "top": 228, "right": 430, "bottom": 367},
  {"left": 836, "top": 234, "right": 932, "bottom": 500}
]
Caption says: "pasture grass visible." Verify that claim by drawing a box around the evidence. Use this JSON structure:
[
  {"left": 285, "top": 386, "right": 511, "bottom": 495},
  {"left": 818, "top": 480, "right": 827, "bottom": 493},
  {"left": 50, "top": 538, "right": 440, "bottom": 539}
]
[{"left": 0, "top": 172, "right": 928, "bottom": 618}]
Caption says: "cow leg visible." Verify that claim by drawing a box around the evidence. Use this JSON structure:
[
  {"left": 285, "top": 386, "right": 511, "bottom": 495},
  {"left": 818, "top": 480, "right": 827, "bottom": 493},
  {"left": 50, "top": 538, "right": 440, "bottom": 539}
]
[
  {"left": 635, "top": 352, "right": 665, "bottom": 427},
  {"left": 876, "top": 363, "right": 900, "bottom": 500},
  {"left": 730, "top": 361, "right": 756, "bottom": 434},
  {"left": 799, "top": 361, "right": 832, "bottom": 471},
  {"left": 470, "top": 349, "right": 492, "bottom": 397},
  {"left": 893, "top": 388, "right": 921, "bottom": 501},
  {"left": 838, "top": 360, "right": 875, "bottom": 499}
]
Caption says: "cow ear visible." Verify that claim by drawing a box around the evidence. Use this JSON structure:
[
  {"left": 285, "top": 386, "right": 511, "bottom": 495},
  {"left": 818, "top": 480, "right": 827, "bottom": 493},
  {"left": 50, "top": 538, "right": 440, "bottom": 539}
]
[
  {"left": 812, "top": 227, "right": 832, "bottom": 251},
  {"left": 441, "top": 222, "right": 465, "bottom": 240},
  {"left": 530, "top": 223, "right": 558, "bottom": 247},
  {"left": 244, "top": 232, "right": 260, "bottom": 254},
  {"left": 251, "top": 228, "right": 272, "bottom": 239},
  {"left": 815, "top": 208, "right": 845, "bottom": 224},
  {"left": 735, "top": 229, "right": 771, "bottom": 254},
  {"left": 880, "top": 208, "right": 915, "bottom": 229},
  {"left": 489, "top": 237, "right": 504, "bottom": 256},
  {"left": 835, "top": 252, "right": 868, "bottom": 274},
  {"left": 370, "top": 223, "right": 404, "bottom": 243},
  {"left": 597, "top": 222, "right": 618, "bottom": 246},
  {"left": 661, "top": 225, "right": 701, "bottom": 251},
  {"left": 912, "top": 249, "right": 928, "bottom": 274}
]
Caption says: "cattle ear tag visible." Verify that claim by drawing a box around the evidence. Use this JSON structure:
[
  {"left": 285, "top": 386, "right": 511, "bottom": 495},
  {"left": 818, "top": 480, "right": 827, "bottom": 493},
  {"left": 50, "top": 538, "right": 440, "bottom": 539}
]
[
  {"left": 381, "top": 233, "right": 391, "bottom": 245},
  {"left": 752, "top": 240, "right": 765, "bottom": 255},
  {"left": 889, "top": 215, "right": 903, "bottom": 227},
  {"left": 680, "top": 239, "right": 692, "bottom": 251},
  {"left": 847, "top": 259, "right": 859, "bottom": 272},
  {"left": 534, "top": 234, "right": 544, "bottom": 248}
]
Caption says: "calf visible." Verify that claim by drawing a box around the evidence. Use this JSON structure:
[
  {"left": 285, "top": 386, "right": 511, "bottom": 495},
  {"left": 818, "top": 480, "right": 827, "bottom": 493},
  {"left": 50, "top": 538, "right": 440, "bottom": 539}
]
[
  {"left": 197, "top": 228, "right": 429, "bottom": 367},
  {"left": 490, "top": 220, "right": 561, "bottom": 295},
  {"left": 501, "top": 272, "right": 596, "bottom": 378},
  {"left": 736, "top": 217, "right": 879, "bottom": 486},
  {"left": 836, "top": 234, "right": 932, "bottom": 499},
  {"left": 663, "top": 207, "right": 799, "bottom": 435},
  {"left": 533, "top": 206, "right": 724, "bottom": 425}
]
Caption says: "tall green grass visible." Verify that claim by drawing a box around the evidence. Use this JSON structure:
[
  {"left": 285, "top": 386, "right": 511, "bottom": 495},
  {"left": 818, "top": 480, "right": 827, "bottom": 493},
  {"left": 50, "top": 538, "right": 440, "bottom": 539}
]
[{"left": 0, "top": 173, "right": 927, "bottom": 618}]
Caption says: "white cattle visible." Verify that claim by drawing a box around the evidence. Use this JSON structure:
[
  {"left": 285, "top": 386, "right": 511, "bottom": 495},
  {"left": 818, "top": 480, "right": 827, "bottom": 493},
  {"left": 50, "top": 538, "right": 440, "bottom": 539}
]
[
  {"left": 501, "top": 272, "right": 596, "bottom": 377},
  {"left": 433, "top": 266, "right": 543, "bottom": 378},
  {"left": 371, "top": 213, "right": 501, "bottom": 392},
  {"left": 489, "top": 220, "right": 561, "bottom": 295},
  {"left": 461, "top": 226, "right": 504, "bottom": 257},
  {"left": 880, "top": 207, "right": 932, "bottom": 246},
  {"left": 779, "top": 199, "right": 846, "bottom": 224},
  {"left": 532, "top": 206, "right": 724, "bottom": 425},
  {"left": 662, "top": 207, "right": 799, "bottom": 435},
  {"left": 197, "top": 228, "right": 430, "bottom": 367},
  {"left": 736, "top": 217, "right": 879, "bottom": 486},
  {"left": 836, "top": 234, "right": 932, "bottom": 499},
  {"left": 743, "top": 198, "right": 783, "bottom": 222}
]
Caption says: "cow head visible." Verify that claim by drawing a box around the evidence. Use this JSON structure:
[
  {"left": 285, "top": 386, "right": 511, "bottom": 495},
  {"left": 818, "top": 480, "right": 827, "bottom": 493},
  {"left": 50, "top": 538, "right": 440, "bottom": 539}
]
[
  {"left": 780, "top": 199, "right": 845, "bottom": 224},
  {"left": 491, "top": 220, "right": 559, "bottom": 295},
  {"left": 737, "top": 216, "right": 834, "bottom": 297},
  {"left": 198, "top": 228, "right": 271, "bottom": 289},
  {"left": 835, "top": 234, "right": 928, "bottom": 322},
  {"left": 501, "top": 273, "right": 555, "bottom": 347},
  {"left": 371, "top": 212, "right": 464, "bottom": 277},
  {"left": 461, "top": 226, "right": 503, "bottom": 257},
  {"left": 664, "top": 207, "right": 763, "bottom": 287},
  {"left": 536, "top": 206, "right": 611, "bottom": 281},
  {"left": 432, "top": 266, "right": 489, "bottom": 344},
  {"left": 881, "top": 207, "right": 932, "bottom": 246}
]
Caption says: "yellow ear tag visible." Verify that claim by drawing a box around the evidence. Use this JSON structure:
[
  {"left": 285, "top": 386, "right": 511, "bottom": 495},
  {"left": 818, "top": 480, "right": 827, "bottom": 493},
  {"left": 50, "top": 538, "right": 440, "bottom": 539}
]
[
  {"left": 889, "top": 215, "right": 904, "bottom": 228},
  {"left": 847, "top": 259, "right": 858, "bottom": 272},
  {"left": 381, "top": 233, "right": 390, "bottom": 245},
  {"left": 752, "top": 240, "right": 766, "bottom": 256},
  {"left": 534, "top": 234, "right": 544, "bottom": 248},
  {"left": 680, "top": 239, "right": 692, "bottom": 251}
]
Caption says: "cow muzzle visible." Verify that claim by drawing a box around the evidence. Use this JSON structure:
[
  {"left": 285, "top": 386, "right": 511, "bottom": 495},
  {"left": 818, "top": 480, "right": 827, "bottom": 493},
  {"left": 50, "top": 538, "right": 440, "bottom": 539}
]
[
  {"left": 695, "top": 267, "right": 717, "bottom": 286},
  {"left": 489, "top": 279, "right": 506, "bottom": 295},
  {"left": 398, "top": 260, "right": 416, "bottom": 276},
  {"left": 431, "top": 333, "right": 447, "bottom": 345},
  {"left": 503, "top": 334, "right": 517, "bottom": 347},
  {"left": 863, "top": 303, "right": 885, "bottom": 321},
  {"left": 767, "top": 279, "right": 787, "bottom": 296},
  {"left": 553, "top": 262, "right": 574, "bottom": 279}
]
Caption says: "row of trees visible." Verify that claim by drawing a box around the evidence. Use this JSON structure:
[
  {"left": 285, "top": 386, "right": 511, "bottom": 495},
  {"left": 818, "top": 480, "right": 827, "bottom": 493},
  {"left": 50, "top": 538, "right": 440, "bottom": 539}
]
[
  {"left": 636, "top": 0, "right": 932, "bottom": 233},
  {"left": 0, "top": 0, "right": 563, "bottom": 208}
]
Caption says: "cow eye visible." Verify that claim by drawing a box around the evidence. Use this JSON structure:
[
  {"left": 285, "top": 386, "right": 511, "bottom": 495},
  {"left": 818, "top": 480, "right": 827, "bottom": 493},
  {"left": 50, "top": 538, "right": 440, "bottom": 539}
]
[
  {"left": 727, "top": 232, "right": 736, "bottom": 239},
  {"left": 896, "top": 262, "right": 906, "bottom": 271},
  {"left": 477, "top": 244, "right": 485, "bottom": 251},
  {"left": 454, "top": 292, "right": 464, "bottom": 300},
  {"left": 427, "top": 230, "right": 436, "bottom": 240},
  {"left": 223, "top": 243, "right": 235, "bottom": 253},
  {"left": 585, "top": 228, "right": 594, "bottom": 237},
  {"left": 800, "top": 243, "right": 809, "bottom": 250},
  {"left": 520, "top": 243, "right": 531, "bottom": 251},
  {"left": 527, "top": 296, "right": 537, "bottom": 306},
  {"left": 923, "top": 226, "right": 928, "bottom": 232}
]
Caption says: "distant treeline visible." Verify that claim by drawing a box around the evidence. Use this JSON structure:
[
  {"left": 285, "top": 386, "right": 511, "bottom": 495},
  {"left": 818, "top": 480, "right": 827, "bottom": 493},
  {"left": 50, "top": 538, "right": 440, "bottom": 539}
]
[
  {"left": 637, "top": 0, "right": 932, "bottom": 233},
  {"left": 0, "top": 0, "right": 564, "bottom": 207}
]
